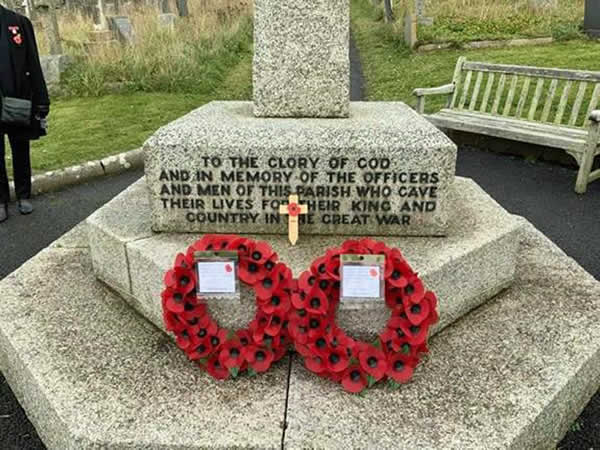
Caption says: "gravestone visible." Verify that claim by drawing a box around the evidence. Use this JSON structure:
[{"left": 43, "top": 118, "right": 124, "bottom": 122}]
[
  {"left": 36, "top": 3, "right": 62, "bottom": 55},
  {"left": 145, "top": 0, "right": 456, "bottom": 237},
  {"left": 253, "top": 0, "right": 350, "bottom": 118},
  {"left": 415, "top": 0, "right": 433, "bottom": 26},
  {"left": 110, "top": 15, "right": 134, "bottom": 44},
  {"left": 157, "top": 12, "right": 176, "bottom": 30}
]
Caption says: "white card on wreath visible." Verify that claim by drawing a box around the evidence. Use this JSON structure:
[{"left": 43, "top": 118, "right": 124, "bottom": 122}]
[
  {"left": 197, "top": 261, "right": 236, "bottom": 294},
  {"left": 341, "top": 264, "right": 381, "bottom": 299}
]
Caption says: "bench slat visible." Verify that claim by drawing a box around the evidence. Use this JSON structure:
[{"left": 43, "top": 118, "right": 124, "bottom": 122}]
[
  {"left": 480, "top": 73, "right": 495, "bottom": 113},
  {"left": 586, "top": 83, "right": 600, "bottom": 124},
  {"left": 541, "top": 79, "right": 558, "bottom": 122},
  {"left": 427, "top": 110, "right": 586, "bottom": 152},
  {"left": 469, "top": 72, "right": 484, "bottom": 111},
  {"left": 503, "top": 75, "right": 519, "bottom": 116},
  {"left": 492, "top": 74, "right": 507, "bottom": 114},
  {"left": 515, "top": 77, "right": 531, "bottom": 118},
  {"left": 528, "top": 79, "right": 545, "bottom": 121},
  {"left": 554, "top": 81, "right": 572, "bottom": 125},
  {"left": 449, "top": 56, "right": 466, "bottom": 108},
  {"left": 459, "top": 70, "right": 473, "bottom": 109},
  {"left": 436, "top": 109, "right": 587, "bottom": 139},
  {"left": 569, "top": 82, "right": 588, "bottom": 126},
  {"left": 463, "top": 61, "right": 600, "bottom": 82}
]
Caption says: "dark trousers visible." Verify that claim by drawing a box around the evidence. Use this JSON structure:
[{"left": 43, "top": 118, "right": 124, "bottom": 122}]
[{"left": 0, "top": 134, "right": 31, "bottom": 205}]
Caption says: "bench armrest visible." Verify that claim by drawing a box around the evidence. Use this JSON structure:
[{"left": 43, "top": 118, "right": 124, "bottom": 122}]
[
  {"left": 590, "top": 110, "right": 600, "bottom": 123},
  {"left": 413, "top": 83, "right": 455, "bottom": 114},
  {"left": 413, "top": 83, "right": 455, "bottom": 98}
]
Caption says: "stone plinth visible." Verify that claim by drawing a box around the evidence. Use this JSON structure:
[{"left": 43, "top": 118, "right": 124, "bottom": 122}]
[
  {"left": 87, "top": 176, "right": 521, "bottom": 341},
  {"left": 2, "top": 220, "right": 600, "bottom": 449},
  {"left": 253, "top": 0, "right": 350, "bottom": 117},
  {"left": 144, "top": 101, "right": 457, "bottom": 236}
]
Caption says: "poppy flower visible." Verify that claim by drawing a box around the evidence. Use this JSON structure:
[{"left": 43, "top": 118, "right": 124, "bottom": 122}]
[
  {"left": 305, "top": 355, "right": 326, "bottom": 373},
  {"left": 341, "top": 365, "right": 368, "bottom": 393},
  {"left": 162, "top": 287, "right": 188, "bottom": 313},
  {"left": 305, "top": 287, "right": 329, "bottom": 315},
  {"left": 206, "top": 354, "right": 229, "bottom": 380},
  {"left": 341, "top": 240, "right": 368, "bottom": 255},
  {"left": 306, "top": 314, "right": 330, "bottom": 340},
  {"left": 405, "top": 295, "right": 431, "bottom": 325},
  {"left": 235, "top": 329, "right": 252, "bottom": 346},
  {"left": 291, "top": 291, "right": 307, "bottom": 310},
  {"left": 181, "top": 301, "right": 207, "bottom": 325},
  {"left": 386, "top": 353, "right": 415, "bottom": 383},
  {"left": 246, "top": 241, "right": 275, "bottom": 265},
  {"left": 324, "top": 248, "right": 342, "bottom": 281},
  {"left": 239, "top": 258, "right": 267, "bottom": 285},
  {"left": 187, "top": 338, "right": 212, "bottom": 360},
  {"left": 310, "top": 256, "right": 330, "bottom": 279},
  {"left": 175, "top": 329, "right": 194, "bottom": 350},
  {"left": 295, "top": 342, "right": 312, "bottom": 358},
  {"left": 255, "top": 263, "right": 287, "bottom": 299},
  {"left": 404, "top": 275, "right": 425, "bottom": 304},
  {"left": 207, "top": 328, "right": 228, "bottom": 352},
  {"left": 385, "top": 287, "right": 406, "bottom": 311},
  {"left": 358, "top": 346, "right": 388, "bottom": 381},
  {"left": 298, "top": 270, "right": 317, "bottom": 291},
  {"left": 258, "top": 288, "right": 291, "bottom": 315},
  {"left": 218, "top": 339, "right": 245, "bottom": 369},
  {"left": 265, "top": 313, "right": 285, "bottom": 336},
  {"left": 163, "top": 310, "right": 186, "bottom": 333},
  {"left": 289, "top": 323, "right": 310, "bottom": 346},
  {"left": 174, "top": 252, "right": 193, "bottom": 270},
  {"left": 388, "top": 259, "right": 413, "bottom": 288},
  {"left": 226, "top": 236, "right": 251, "bottom": 255},
  {"left": 326, "top": 348, "right": 350, "bottom": 373},
  {"left": 193, "top": 315, "right": 219, "bottom": 341},
  {"left": 244, "top": 345, "right": 274, "bottom": 372}
]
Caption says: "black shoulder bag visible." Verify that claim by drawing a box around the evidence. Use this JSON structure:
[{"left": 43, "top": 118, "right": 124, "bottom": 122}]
[{"left": 0, "top": 88, "right": 32, "bottom": 127}]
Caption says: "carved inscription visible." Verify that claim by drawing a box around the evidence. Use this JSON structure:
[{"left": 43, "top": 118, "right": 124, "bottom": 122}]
[{"left": 158, "top": 156, "right": 440, "bottom": 227}]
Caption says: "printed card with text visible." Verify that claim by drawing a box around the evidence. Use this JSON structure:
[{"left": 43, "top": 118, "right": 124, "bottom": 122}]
[
  {"left": 194, "top": 251, "right": 240, "bottom": 298},
  {"left": 340, "top": 254, "right": 385, "bottom": 303}
]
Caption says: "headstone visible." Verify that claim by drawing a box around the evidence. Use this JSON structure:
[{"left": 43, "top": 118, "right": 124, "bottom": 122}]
[
  {"left": 40, "top": 54, "right": 70, "bottom": 85},
  {"left": 175, "top": 0, "right": 188, "bottom": 18},
  {"left": 253, "top": 0, "right": 350, "bottom": 118},
  {"left": 110, "top": 15, "right": 134, "bottom": 44},
  {"left": 36, "top": 4, "right": 62, "bottom": 55},
  {"left": 404, "top": 12, "right": 417, "bottom": 49},
  {"left": 415, "top": 0, "right": 434, "bottom": 25},
  {"left": 157, "top": 12, "right": 176, "bottom": 30},
  {"left": 159, "top": 0, "right": 170, "bottom": 13}
]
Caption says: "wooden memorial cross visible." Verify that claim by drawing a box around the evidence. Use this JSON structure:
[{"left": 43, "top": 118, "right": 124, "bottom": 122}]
[{"left": 278, "top": 194, "right": 308, "bottom": 246}]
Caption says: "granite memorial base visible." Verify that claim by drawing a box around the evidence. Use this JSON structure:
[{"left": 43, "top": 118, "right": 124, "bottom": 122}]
[
  {"left": 1, "top": 218, "right": 600, "bottom": 448},
  {"left": 144, "top": 101, "right": 457, "bottom": 236},
  {"left": 87, "top": 176, "right": 522, "bottom": 341}
]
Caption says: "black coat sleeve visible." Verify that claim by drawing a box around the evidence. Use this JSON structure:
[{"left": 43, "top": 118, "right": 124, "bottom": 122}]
[{"left": 22, "top": 16, "right": 50, "bottom": 110}]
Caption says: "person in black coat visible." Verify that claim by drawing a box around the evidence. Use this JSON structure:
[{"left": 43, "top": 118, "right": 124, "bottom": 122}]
[{"left": 0, "top": 4, "right": 50, "bottom": 223}]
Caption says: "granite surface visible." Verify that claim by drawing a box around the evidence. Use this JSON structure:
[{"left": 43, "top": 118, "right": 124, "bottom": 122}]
[
  {"left": 284, "top": 224, "right": 600, "bottom": 449},
  {"left": 144, "top": 101, "right": 457, "bottom": 236},
  {"left": 0, "top": 246, "right": 288, "bottom": 450},
  {"left": 88, "top": 176, "right": 521, "bottom": 341},
  {"left": 2, "top": 215, "right": 600, "bottom": 449},
  {"left": 253, "top": 0, "right": 350, "bottom": 117}
]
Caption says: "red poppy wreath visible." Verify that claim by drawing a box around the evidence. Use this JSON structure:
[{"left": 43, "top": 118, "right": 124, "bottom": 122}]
[
  {"left": 161, "top": 234, "right": 294, "bottom": 380},
  {"left": 289, "top": 238, "right": 439, "bottom": 394}
]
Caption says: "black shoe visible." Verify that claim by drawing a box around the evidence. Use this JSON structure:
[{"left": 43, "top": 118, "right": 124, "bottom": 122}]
[
  {"left": 17, "top": 199, "right": 33, "bottom": 215},
  {"left": 0, "top": 204, "right": 7, "bottom": 223}
]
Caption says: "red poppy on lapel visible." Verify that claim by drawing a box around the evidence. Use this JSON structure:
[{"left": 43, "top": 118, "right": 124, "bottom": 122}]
[{"left": 9, "top": 26, "right": 23, "bottom": 46}]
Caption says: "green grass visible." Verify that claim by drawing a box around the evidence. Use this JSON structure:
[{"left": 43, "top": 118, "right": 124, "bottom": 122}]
[{"left": 351, "top": 0, "right": 600, "bottom": 114}]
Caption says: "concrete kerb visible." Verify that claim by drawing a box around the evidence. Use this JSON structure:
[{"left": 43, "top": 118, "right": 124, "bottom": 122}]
[{"left": 8, "top": 147, "right": 144, "bottom": 201}]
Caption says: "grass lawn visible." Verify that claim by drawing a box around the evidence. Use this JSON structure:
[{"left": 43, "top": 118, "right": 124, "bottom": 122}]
[{"left": 351, "top": 0, "right": 600, "bottom": 113}]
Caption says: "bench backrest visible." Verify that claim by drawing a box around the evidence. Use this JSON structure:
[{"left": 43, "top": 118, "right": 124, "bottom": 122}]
[{"left": 449, "top": 57, "right": 600, "bottom": 128}]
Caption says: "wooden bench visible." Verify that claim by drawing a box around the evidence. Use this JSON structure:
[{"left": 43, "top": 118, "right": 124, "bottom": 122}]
[{"left": 414, "top": 57, "right": 600, "bottom": 194}]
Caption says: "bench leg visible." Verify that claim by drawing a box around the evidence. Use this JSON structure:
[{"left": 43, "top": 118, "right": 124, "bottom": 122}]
[{"left": 575, "top": 123, "right": 600, "bottom": 194}]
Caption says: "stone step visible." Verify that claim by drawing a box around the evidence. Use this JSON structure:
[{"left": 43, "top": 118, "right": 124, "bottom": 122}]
[
  {"left": 1, "top": 220, "right": 599, "bottom": 448},
  {"left": 86, "top": 176, "right": 523, "bottom": 341}
]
